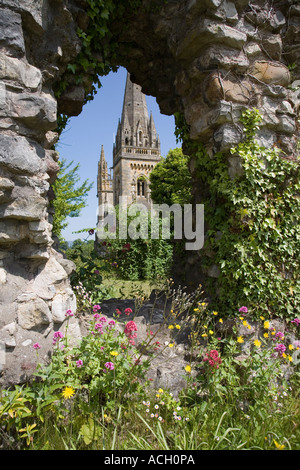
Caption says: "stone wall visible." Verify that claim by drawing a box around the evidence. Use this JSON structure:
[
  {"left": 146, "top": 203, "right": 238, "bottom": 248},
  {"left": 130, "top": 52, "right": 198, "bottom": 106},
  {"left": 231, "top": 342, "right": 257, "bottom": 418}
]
[{"left": 0, "top": 0, "right": 299, "bottom": 385}]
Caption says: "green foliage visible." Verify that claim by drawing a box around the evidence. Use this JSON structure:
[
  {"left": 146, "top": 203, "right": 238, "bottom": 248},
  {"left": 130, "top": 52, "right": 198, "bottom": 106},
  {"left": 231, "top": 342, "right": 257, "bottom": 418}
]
[
  {"left": 149, "top": 148, "right": 191, "bottom": 206},
  {"left": 102, "top": 206, "right": 173, "bottom": 281},
  {"left": 65, "top": 236, "right": 114, "bottom": 310},
  {"left": 51, "top": 158, "right": 93, "bottom": 240},
  {"left": 193, "top": 109, "right": 300, "bottom": 319}
]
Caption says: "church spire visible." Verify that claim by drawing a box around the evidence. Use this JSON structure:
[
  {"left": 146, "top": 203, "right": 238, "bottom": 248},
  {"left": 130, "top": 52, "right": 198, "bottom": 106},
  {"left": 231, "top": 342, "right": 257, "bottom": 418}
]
[{"left": 113, "top": 72, "right": 160, "bottom": 163}]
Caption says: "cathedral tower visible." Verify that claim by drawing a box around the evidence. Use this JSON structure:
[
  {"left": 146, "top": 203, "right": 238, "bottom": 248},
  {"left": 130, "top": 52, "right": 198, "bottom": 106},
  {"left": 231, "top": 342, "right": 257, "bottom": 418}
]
[
  {"left": 112, "top": 72, "right": 161, "bottom": 206},
  {"left": 97, "top": 144, "right": 113, "bottom": 223}
]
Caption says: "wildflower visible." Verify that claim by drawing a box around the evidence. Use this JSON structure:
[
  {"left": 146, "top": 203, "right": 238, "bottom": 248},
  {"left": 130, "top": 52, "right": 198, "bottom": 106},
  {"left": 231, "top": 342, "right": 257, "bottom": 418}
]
[
  {"left": 185, "top": 365, "right": 192, "bottom": 373},
  {"left": 274, "top": 440, "right": 285, "bottom": 450},
  {"left": 108, "top": 320, "right": 116, "bottom": 329},
  {"left": 193, "top": 308, "right": 199, "bottom": 312},
  {"left": 239, "top": 306, "right": 248, "bottom": 313},
  {"left": 52, "top": 331, "right": 64, "bottom": 345},
  {"left": 33, "top": 343, "right": 41, "bottom": 349},
  {"left": 212, "top": 311, "right": 218, "bottom": 316},
  {"left": 275, "top": 331, "right": 284, "bottom": 340},
  {"left": 99, "top": 316, "right": 107, "bottom": 323},
  {"left": 264, "top": 332, "right": 269, "bottom": 338},
  {"left": 237, "top": 336, "right": 244, "bottom": 343},
  {"left": 264, "top": 321, "right": 270, "bottom": 329},
  {"left": 76, "top": 359, "right": 83, "bottom": 368},
  {"left": 260, "top": 316, "right": 265, "bottom": 321},
  {"left": 168, "top": 325, "right": 174, "bottom": 330},
  {"left": 93, "top": 304, "right": 101, "bottom": 312},
  {"left": 154, "top": 404, "right": 159, "bottom": 409},
  {"left": 253, "top": 339, "right": 261, "bottom": 347},
  {"left": 124, "top": 320, "right": 138, "bottom": 345},
  {"left": 115, "top": 308, "right": 122, "bottom": 315},
  {"left": 293, "top": 340, "right": 300, "bottom": 348},
  {"left": 65, "top": 309, "right": 74, "bottom": 317},
  {"left": 62, "top": 387, "right": 75, "bottom": 399},
  {"left": 274, "top": 343, "right": 286, "bottom": 355},
  {"left": 93, "top": 313, "right": 101, "bottom": 320},
  {"left": 291, "top": 318, "right": 300, "bottom": 326},
  {"left": 203, "top": 349, "right": 221, "bottom": 369},
  {"left": 110, "top": 351, "right": 118, "bottom": 357},
  {"left": 124, "top": 307, "right": 133, "bottom": 315},
  {"left": 104, "top": 362, "right": 114, "bottom": 370},
  {"left": 88, "top": 229, "right": 94, "bottom": 235},
  {"left": 202, "top": 333, "right": 208, "bottom": 337},
  {"left": 287, "top": 355, "right": 293, "bottom": 362},
  {"left": 219, "top": 318, "right": 223, "bottom": 324},
  {"left": 288, "top": 344, "right": 294, "bottom": 351},
  {"left": 209, "top": 330, "right": 214, "bottom": 335},
  {"left": 169, "top": 343, "right": 174, "bottom": 348},
  {"left": 242, "top": 320, "right": 248, "bottom": 327},
  {"left": 175, "top": 324, "right": 181, "bottom": 329}
]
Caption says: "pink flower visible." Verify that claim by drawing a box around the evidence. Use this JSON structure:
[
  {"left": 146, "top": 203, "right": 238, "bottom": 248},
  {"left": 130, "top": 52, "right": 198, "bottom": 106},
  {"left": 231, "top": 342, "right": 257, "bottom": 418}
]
[
  {"left": 124, "top": 320, "right": 138, "bottom": 345},
  {"left": 33, "top": 343, "right": 41, "bottom": 349},
  {"left": 108, "top": 320, "right": 116, "bottom": 329},
  {"left": 65, "top": 309, "right": 73, "bottom": 317},
  {"left": 104, "top": 362, "right": 114, "bottom": 370},
  {"left": 93, "top": 304, "right": 101, "bottom": 312},
  {"left": 275, "top": 331, "right": 284, "bottom": 339},
  {"left": 274, "top": 343, "right": 286, "bottom": 356},
  {"left": 93, "top": 313, "right": 101, "bottom": 320},
  {"left": 291, "top": 318, "right": 300, "bottom": 326},
  {"left": 124, "top": 307, "right": 133, "bottom": 316},
  {"left": 238, "top": 306, "right": 248, "bottom": 313},
  {"left": 115, "top": 308, "right": 122, "bottom": 315},
  {"left": 76, "top": 359, "right": 83, "bottom": 367},
  {"left": 53, "top": 331, "right": 64, "bottom": 344},
  {"left": 203, "top": 349, "right": 221, "bottom": 370}
]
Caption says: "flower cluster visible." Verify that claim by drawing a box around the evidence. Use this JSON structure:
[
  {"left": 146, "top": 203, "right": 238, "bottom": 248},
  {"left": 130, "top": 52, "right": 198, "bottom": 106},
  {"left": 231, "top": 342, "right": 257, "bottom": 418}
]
[
  {"left": 124, "top": 320, "right": 138, "bottom": 346},
  {"left": 203, "top": 349, "right": 222, "bottom": 370}
]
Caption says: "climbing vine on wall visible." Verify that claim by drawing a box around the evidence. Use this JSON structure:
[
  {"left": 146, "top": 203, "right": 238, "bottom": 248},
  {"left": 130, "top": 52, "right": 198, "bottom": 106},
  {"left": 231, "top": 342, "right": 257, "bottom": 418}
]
[
  {"left": 54, "top": 0, "right": 144, "bottom": 134},
  {"left": 183, "top": 109, "right": 300, "bottom": 319}
]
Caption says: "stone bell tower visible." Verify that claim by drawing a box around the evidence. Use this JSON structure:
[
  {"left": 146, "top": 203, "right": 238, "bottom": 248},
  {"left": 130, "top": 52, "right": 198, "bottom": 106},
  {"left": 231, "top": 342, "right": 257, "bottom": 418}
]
[{"left": 112, "top": 72, "right": 161, "bottom": 206}]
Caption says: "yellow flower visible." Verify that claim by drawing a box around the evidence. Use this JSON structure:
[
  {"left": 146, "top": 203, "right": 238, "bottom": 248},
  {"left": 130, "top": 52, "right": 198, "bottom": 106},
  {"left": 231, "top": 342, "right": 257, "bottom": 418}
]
[
  {"left": 274, "top": 440, "right": 285, "bottom": 450},
  {"left": 212, "top": 311, "right": 218, "bottom": 316},
  {"left": 62, "top": 386, "right": 75, "bottom": 400},
  {"left": 168, "top": 325, "right": 174, "bottom": 329},
  {"left": 158, "top": 388, "right": 164, "bottom": 393},
  {"left": 239, "top": 316, "right": 244, "bottom": 320},
  {"left": 201, "top": 302, "right": 206, "bottom": 307},
  {"left": 260, "top": 316, "right": 265, "bottom": 321},
  {"left": 282, "top": 353, "right": 287, "bottom": 358},
  {"left": 175, "top": 324, "right": 181, "bottom": 330},
  {"left": 204, "top": 325, "right": 207, "bottom": 329},
  {"left": 169, "top": 343, "right": 174, "bottom": 348},
  {"left": 219, "top": 318, "right": 223, "bottom": 323},
  {"left": 185, "top": 365, "right": 192, "bottom": 373},
  {"left": 209, "top": 330, "right": 214, "bottom": 335},
  {"left": 110, "top": 351, "right": 119, "bottom": 356},
  {"left": 264, "top": 332, "right": 269, "bottom": 338},
  {"left": 253, "top": 339, "right": 261, "bottom": 347},
  {"left": 288, "top": 355, "right": 293, "bottom": 362},
  {"left": 237, "top": 336, "right": 244, "bottom": 343},
  {"left": 264, "top": 321, "right": 270, "bottom": 329},
  {"left": 193, "top": 308, "right": 199, "bottom": 312},
  {"left": 243, "top": 320, "right": 248, "bottom": 327},
  {"left": 202, "top": 333, "right": 208, "bottom": 337},
  {"left": 288, "top": 344, "right": 294, "bottom": 350}
]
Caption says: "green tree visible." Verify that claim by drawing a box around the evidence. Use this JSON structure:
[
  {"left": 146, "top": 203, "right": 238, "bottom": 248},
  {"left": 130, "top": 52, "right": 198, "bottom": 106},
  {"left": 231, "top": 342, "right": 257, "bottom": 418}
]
[
  {"left": 52, "top": 158, "right": 93, "bottom": 240},
  {"left": 149, "top": 148, "right": 191, "bottom": 205}
]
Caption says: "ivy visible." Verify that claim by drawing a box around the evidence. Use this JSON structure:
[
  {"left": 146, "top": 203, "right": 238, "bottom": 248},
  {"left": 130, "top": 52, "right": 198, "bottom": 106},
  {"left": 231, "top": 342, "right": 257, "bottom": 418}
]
[
  {"left": 192, "top": 109, "right": 299, "bottom": 319},
  {"left": 54, "top": 0, "right": 144, "bottom": 134}
]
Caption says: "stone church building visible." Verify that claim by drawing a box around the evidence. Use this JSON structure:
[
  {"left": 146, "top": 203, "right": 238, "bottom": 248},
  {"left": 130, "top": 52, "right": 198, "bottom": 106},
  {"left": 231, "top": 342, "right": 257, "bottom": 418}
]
[{"left": 96, "top": 72, "right": 161, "bottom": 229}]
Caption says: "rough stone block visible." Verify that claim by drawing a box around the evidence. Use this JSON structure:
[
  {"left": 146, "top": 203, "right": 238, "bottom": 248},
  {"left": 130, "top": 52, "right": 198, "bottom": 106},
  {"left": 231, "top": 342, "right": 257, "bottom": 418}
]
[
  {"left": 17, "top": 294, "right": 51, "bottom": 330},
  {"left": 0, "top": 54, "right": 42, "bottom": 90},
  {"left": 0, "top": 8, "right": 25, "bottom": 56},
  {"left": 0, "top": 134, "right": 43, "bottom": 174},
  {"left": 249, "top": 61, "right": 290, "bottom": 87}
]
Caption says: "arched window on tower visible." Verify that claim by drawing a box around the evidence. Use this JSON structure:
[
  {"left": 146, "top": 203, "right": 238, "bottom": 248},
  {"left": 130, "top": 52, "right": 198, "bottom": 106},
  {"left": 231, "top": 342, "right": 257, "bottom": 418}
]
[{"left": 137, "top": 176, "right": 146, "bottom": 197}]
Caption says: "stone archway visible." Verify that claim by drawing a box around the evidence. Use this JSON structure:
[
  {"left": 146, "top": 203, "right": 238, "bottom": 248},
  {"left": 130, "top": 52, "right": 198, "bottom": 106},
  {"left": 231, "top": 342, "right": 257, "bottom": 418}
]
[{"left": 0, "top": 0, "right": 299, "bottom": 385}]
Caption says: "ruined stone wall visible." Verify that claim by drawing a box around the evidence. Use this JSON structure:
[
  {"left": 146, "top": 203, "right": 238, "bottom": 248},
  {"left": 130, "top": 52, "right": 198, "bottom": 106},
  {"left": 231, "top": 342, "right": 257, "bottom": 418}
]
[{"left": 0, "top": 0, "right": 299, "bottom": 385}]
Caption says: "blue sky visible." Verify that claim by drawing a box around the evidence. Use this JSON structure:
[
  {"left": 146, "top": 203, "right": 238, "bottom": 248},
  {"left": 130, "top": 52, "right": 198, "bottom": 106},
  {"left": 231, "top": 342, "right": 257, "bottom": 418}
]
[{"left": 57, "top": 66, "right": 179, "bottom": 242}]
